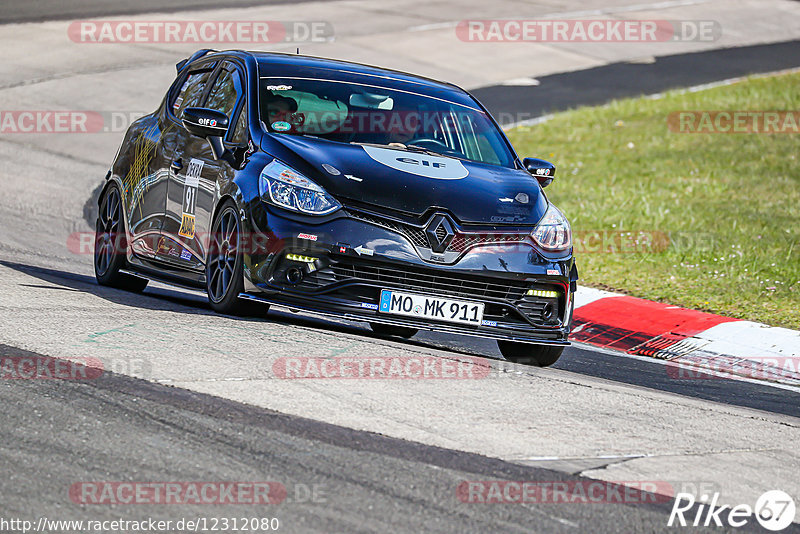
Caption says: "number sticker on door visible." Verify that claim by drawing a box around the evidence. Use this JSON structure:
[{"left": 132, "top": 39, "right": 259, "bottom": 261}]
[{"left": 178, "top": 158, "right": 203, "bottom": 239}]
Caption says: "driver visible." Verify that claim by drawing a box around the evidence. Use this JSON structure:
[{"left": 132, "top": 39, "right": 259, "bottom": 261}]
[
  {"left": 386, "top": 109, "right": 420, "bottom": 146},
  {"left": 263, "top": 94, "right": 299, "bottom": 130}
]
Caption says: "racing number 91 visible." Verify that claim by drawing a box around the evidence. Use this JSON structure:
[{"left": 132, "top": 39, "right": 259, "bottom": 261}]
[{"left": 178, "top": 158, "right": 203, "bottom": 239}]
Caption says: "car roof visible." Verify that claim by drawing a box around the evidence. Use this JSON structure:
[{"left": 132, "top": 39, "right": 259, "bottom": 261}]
[{"left": 203, "top": 50, "right": 480, "bottom": 109}]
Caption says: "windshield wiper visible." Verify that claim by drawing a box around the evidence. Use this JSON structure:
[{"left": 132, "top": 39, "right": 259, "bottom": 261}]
[{"left": 352, "top": 142, "right": 442, "bottom": 157}]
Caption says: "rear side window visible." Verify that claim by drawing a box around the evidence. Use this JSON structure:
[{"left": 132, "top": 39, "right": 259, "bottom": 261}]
[{"left": 172, "top": 69, "right": 213, "bottom": 118}]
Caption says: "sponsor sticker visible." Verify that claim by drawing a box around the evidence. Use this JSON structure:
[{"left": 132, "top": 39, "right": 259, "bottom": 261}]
[
  {"left": 271, "top": 121, "right": 291, "bottom": 132},
  {"left": 362, "top": 145, "right": 468, "bottom": 180},
  {"left": 360, "top": 303, "right": 379, "bottom": 310},
  {"left": 297, "top": 233, "right": 318, "bottom": 241},
  {"left": 180, "top": 249, "right": 192, "bottom": 261},
  {"left": 178, "top": 159, "right": 203, "bottom": 239}
]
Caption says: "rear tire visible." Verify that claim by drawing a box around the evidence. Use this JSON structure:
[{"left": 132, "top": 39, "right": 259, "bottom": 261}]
[
  {"left": 497, "top": 341, "right": 564, "bottom": 367},
  {"left": 94, "top": 183, "right": 148, "bottom": 293},
  {"left": 206, "top": 200, "right": 266, "bottom": 316},
  {"left": 369, "top": 323, "right": 418, "bottom": 339}
]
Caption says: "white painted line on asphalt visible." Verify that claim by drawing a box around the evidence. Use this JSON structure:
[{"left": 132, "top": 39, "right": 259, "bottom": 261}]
[
  {"left": 536, "top": 0, "right": 711, "bottom": 19},
  {"left": 408, "top": 21, "right": 458, "bottom": 32},
  {"left": 407, "top": 0, "right": 711, "bottom": 32},
  {"left": 521, "top": 453, "right": 646, "bottom": 461},
  {"left": 502, "top": 77, "right": 541, "bottom": 86}
]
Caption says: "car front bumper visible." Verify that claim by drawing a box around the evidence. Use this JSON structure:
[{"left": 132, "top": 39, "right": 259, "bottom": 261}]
[{"left": 241, "top": 203, "right": 576, "bottom": 345}]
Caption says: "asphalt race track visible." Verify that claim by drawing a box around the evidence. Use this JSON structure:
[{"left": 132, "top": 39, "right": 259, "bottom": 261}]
[
  {"left": 1, "top": 1, "right": 799, "bottom": 532},
  {"left": 474, "top": 39, "right": 800, "bottom": 125},
  {"left": 1, "top": 344, "right": 743, "bottom": 533}
]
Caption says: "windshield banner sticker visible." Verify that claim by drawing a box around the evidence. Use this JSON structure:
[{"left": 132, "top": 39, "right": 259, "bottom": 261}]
[{"left": 361, "top": 145, "right": 468, "bottom": 180}]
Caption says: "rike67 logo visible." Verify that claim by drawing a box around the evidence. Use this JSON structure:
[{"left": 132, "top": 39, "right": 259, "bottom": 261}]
[{"left": 669, "top": 490, "right": 796, "bottom": 531}]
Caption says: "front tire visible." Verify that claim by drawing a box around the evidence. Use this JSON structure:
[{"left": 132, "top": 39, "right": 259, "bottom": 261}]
[
  {"left": 497, "top": 341, "right": 564, "bottom": 367},
  {"left": 94, "top": 183, "right": 148, "bottom": 292},
  {"left": 206, "top": 200, "right": 265, "bottom": 316}
]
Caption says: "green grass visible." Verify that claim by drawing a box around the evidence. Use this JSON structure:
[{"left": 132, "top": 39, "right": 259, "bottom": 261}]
[{"left": 507, "top": 72, "right": 800, "bottom": 329}]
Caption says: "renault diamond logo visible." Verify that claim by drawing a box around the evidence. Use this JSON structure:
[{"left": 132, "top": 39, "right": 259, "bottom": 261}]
[{"left": 425, "top": 214, "right": 455, "bottom": 253}]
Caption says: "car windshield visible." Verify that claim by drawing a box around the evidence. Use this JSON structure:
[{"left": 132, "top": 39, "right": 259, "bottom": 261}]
[{"left": 258, "top": 76, "right": 515, "bottom": 167}]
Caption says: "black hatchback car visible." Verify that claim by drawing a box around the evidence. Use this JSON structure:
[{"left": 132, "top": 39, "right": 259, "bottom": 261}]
[{"left": 95, "top": 49, "right": 578, "bottom": 366}]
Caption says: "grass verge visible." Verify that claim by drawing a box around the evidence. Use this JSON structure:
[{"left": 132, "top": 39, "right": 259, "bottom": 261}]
[{"left": 507, "top": 71, "right": 799, "bottom": 329}]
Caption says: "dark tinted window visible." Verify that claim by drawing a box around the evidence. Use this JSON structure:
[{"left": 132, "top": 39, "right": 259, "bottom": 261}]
[
  {"left": 206, "top": 65, "right": 241, "bottom": 118},
  {"left": 231, "top": 103, "right": 248, "bottom": 144},
  {"left": 258, "top": 77, "right": 514, "bottom": 167}
]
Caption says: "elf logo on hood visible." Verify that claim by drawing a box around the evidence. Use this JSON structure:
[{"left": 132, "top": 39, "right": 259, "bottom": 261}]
[{"left": 362, "top": 145, "right": 468, "bottom": 180}]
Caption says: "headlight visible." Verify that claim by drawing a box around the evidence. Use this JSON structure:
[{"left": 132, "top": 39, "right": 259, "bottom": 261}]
[
  {"left": 531, "top": 204, "right": 572, "bottom": 252},
  {"left": 258, "top": 160, "right": 341, "bottom": 215}
]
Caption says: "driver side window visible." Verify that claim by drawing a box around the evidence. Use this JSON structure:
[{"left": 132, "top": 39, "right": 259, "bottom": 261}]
[
  {"left": 172, "top": 68, "right": 213, "bottom": 119},
  {"left": 205, "top": 62, "right": 246, "bottom": 143}
]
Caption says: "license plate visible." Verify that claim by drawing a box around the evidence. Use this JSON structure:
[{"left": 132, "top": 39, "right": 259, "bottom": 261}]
[{"left": 379, "top": 289, "right": 484, "bottom": 325}]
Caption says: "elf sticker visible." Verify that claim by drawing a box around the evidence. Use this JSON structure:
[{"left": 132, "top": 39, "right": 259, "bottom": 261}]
[{"left": 179, "top": 158, "right": 203, "bottom": 239}]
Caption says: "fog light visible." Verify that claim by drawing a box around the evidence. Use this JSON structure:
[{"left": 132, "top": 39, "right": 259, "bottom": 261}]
[
  {"left": 286, "top": 266, "right": 304, "bottom": 284},
  {"left": 527, "top": 289, "right": 559, "bottom": 298},
  {"left": 286, "top": 254, "right": 317, "bottom": 263},
  {"left": 542, "top": 302, "right": 555, "bottom": 321}
]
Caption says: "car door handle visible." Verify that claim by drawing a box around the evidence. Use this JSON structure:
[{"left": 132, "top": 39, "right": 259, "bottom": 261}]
[{"left": 171, "top": 158, "right": 183, "bottom": 171}]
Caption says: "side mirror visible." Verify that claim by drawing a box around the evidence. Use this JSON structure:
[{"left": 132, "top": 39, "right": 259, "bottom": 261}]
[
  {"left": 523, "top": 157, "right": 556, "bottom": 188},
  {"left": 182, "top": 107, "right": 229, "bottom": 159}
]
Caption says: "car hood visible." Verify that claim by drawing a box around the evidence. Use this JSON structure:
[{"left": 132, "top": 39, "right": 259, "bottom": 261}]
[{"left": 264, "top": 134, "right": 547, "bottom": 225}]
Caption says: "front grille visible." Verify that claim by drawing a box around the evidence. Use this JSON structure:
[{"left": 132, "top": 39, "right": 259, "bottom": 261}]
[
  {"left": 447, "top": 232, "right": 528, "bottom": 253},
  {"left": 327, "top": 258, "right": 528, "bottom": 302},
  {"left": 347, "top": 210, "right": 530, "bottom": 255}
]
